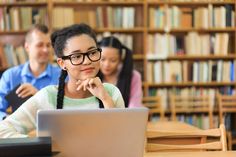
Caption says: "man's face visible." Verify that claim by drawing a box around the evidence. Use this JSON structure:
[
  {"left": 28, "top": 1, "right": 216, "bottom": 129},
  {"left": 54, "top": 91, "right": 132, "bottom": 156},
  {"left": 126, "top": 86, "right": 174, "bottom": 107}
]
[{"left": 25, "top": 30, "right": 51, "bottom": 64}]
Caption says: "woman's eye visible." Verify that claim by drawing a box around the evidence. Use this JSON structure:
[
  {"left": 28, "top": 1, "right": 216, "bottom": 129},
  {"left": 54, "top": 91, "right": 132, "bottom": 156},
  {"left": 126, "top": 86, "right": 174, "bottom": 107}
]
[
  {"left": 72, "top": 54, "right": 82, "bottom": 59},
  {"left": 89, "top": 50, "right": 97, "bottom": 55}
]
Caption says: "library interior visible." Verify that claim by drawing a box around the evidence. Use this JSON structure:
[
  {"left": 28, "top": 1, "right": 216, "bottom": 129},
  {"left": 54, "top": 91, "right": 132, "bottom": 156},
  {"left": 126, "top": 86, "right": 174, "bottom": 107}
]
[{"left": 0, "top": 0, "right": 236, "bottom": 156}]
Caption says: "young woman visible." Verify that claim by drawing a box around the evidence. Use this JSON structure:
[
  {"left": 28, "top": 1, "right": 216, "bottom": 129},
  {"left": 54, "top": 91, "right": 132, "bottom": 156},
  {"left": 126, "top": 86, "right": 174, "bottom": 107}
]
[
  {"left": 98, "top": 36, "right": 142, "bottom": 108},
  {"left": 0, "top": 24, "right": 124, "bottom": 138}
]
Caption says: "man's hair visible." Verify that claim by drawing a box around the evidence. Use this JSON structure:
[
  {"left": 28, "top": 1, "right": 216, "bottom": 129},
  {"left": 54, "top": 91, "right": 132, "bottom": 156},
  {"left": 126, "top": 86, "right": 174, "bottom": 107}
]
[{"left": 25, "top": 24, "right": 49, "bottom": 43}]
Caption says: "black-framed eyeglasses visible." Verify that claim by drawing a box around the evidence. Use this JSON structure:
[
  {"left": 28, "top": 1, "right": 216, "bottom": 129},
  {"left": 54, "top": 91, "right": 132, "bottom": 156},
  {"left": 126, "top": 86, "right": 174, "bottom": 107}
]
[{"left": 61, "top": 48, "right": 102, "bottom": 65}]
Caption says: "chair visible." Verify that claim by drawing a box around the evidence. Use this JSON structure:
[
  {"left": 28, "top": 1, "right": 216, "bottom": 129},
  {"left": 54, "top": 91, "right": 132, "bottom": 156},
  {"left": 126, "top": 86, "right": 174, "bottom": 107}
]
[
  {"left": 142, "top": 96, "right": 165, "bottom": 121},
  {"left": 146, "top": 121, "right": 227, "bottom": 152},
  {"left": 170, "top": 95, "right": 213, "bottom": 129},
  {"left": 217, "top": 94, "right": 236, "bottom": 150}
]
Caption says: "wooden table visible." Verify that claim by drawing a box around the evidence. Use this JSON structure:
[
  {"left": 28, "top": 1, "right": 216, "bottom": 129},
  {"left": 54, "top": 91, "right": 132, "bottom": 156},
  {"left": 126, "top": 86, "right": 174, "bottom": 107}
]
[
  {"left": 144, "top": 151, "right": 236, "bottom": 157},
  {"left": 147, "top": 121, "right": 201, "bottom": 132},
  {"left": 147, "top": 121, "right": 203, "bottom": 145}
]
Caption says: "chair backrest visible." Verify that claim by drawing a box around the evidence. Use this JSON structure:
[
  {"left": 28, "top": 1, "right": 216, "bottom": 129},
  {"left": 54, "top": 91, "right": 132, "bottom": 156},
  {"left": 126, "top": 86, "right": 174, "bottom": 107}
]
[
  {"left": 217, "top": 94, "right": 236, "bottom": 124},
  {"left": 146, "top": 121, "right": 227, "bottom": 152},
  {"left": 170, "top": 95, "right": 213, "bottom": 128},
  {"left": 142, "top": 96, "right": 165, "bottom": 121}
]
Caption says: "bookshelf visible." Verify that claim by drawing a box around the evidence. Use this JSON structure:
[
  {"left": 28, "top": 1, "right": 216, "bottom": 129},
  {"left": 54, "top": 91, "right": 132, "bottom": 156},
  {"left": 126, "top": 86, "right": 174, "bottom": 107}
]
[
  {"left": 145, "top": 1, "right": 236, "bottom": 92},
  {"left": 0, "top": 0, "right": 49, "bottom": 69},
  {"left": 0, "top": 0, "right": 235, "bottom": 129},
  {"left": 145, "top": 0, "right": 236, "bottom": 129}
]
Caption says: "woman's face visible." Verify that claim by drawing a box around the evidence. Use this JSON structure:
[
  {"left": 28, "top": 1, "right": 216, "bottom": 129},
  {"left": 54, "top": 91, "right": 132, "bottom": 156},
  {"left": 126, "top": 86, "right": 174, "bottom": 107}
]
[
  {"left": 58, "top": 34, "right": 100, "bottom": 81},
  {"left": 100, "top": 47, "right": 121, "bottom": 76}
]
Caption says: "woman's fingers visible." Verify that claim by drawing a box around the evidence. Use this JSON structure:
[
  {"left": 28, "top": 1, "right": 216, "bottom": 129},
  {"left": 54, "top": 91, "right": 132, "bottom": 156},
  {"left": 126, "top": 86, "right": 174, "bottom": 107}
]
[
  {"left": 88, "top": 78, "right": 96, "bottom": 89},
  {"left": 76, "top": 79, "right": 90, "bottom": 91},
  {"left": 76, "top": 80, "right": 83, "bottom": 91},
  {"left": 82, "top": 79, "right": 90, "bottom": 91},
  {"left": 76, "top": 77, "right": 102, "bottom": 91}
]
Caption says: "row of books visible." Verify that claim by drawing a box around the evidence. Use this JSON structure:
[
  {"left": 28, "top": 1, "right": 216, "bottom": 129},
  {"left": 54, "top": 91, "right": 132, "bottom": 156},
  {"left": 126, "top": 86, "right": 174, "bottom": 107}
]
[
  {"left": 149, "top": 5, "right": 235, "bottom": 29},
  {"left": 159, "top": 0, "right": 227, "bottom": 2},
  {"left": 97, "top": 32, "right": 133, "bottom": 50},
  {"left": 176, "top": 115, "right": 218, "bottom": 129},
  {"left": 0, "top": 7, "right": 47, "bottom": 31},
  {"left": 97, "top": 7, "right": 135, "bottom": 28},
  {"left": 0, "top": 0, "right": 45, "bottom": 2},
  {"left": 148, "top": 86, "right": 234, "bottom": 111},
  {"left": 52, "top": 7, "right": 135, "bottom": 29},
  {"left": 53, "top": 0, "right": 141, "bottom": 2},
  {"left": 146, "top": 60, "right": 235, "bottom": 83},
  {"left": 0, "top": 44, "right": 28, "bottom": 68},
  {"left": 152, "top": 112, "right": 232, "bottom": 131},
  {"left": 0, "top": 0, "right": 227, "bottom": 3},
  {"left": 147, "top": 32, "right": 230, "bottom": 59}
]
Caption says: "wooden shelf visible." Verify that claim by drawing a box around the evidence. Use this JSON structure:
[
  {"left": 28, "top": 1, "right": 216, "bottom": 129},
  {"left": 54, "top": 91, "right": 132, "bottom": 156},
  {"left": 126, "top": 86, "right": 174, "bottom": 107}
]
[
  {"left": 147, "top": 55, "right": 236, "bottom": 61},
  {"left": 148, "top": 28, "right": 236, "bottom": 33},
  {"left": 133, "top": 54, "right": 144, "bottom": 60},
  {"left": 144, "top": 82, "right": 236, "bottom": 87},
  {"left": 95, "top": 27, "right": 144, "bottom": 33},
  {"left": 0, "top": 30, "right": 27, "bottom": 35},
  {"left": 53, "top": 1, "right": 144, "bottom": 7},
  {"left": 0, "top": 67, "right": 7, "bottom": 71},
  {"left": 0, "top": 2, "right": 47, "bottom": 7},
  {"left": 147, "top": 0, "right": 235, "bottom": 6}
]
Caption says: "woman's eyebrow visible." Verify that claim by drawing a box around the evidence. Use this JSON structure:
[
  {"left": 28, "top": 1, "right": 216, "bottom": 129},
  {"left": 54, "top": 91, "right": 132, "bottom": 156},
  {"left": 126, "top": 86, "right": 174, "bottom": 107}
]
[{"left": 87, "top": 46, "right": 97, "bottom": 51}]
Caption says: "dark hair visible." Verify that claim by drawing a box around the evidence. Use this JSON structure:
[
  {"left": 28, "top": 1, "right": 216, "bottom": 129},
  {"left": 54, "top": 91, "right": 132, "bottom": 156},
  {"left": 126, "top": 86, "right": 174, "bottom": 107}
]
[
  {"left": 25, "top": 24, "right": 49, "bottom": 43},
  {"left": 98, "top": 36, "right": 133, "bottom": 107},
  {"left": 51, "top": 23, "right": 98, "bottom": 109}
]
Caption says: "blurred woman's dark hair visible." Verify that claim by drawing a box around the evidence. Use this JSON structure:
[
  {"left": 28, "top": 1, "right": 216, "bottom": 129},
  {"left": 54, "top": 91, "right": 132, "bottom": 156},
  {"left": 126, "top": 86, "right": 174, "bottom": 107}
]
[{"left": 98, "top": 36, "right": 133, "bottom": 107}]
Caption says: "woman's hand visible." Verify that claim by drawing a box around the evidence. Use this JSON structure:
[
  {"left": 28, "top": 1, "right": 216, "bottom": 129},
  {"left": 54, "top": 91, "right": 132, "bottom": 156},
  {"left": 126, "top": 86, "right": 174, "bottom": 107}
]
[{"left": 76, "top": 77, "right": 114, "bottom": 108}]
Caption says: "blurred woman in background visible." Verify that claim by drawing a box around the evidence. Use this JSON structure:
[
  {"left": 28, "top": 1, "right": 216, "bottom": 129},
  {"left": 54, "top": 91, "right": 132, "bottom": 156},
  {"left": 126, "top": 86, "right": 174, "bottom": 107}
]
[{"left": 98, "top": 36, "right": 143, "bottom": 108}]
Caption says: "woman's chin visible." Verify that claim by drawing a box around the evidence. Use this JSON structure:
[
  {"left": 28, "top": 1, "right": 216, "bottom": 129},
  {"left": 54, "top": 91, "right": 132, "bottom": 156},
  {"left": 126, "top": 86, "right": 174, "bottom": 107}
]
[{"left": 102, "top": 71, "right": 113, "bottom": 76}]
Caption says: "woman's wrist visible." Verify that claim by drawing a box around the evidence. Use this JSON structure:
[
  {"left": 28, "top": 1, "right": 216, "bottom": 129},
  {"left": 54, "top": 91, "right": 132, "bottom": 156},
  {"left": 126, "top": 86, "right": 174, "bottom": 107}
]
[{"left": 99, "top": 92, "right": 114, "bottom": 108}]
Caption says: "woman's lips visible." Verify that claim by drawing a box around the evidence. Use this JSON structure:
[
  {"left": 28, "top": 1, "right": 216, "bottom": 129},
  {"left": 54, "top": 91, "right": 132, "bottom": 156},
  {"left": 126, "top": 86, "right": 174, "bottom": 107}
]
[{"left": 81, "top": 67, "right": 95, "bottom": 73}]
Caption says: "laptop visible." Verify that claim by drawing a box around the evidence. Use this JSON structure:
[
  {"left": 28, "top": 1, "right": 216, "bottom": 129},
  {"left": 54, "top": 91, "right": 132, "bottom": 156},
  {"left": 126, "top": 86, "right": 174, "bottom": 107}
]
[{"left": 36, "top": 108, "right": 148, "bottom": 157}]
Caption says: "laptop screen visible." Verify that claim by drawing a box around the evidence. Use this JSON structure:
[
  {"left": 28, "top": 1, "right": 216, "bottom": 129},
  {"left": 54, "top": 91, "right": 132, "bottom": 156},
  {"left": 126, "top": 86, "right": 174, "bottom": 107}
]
[{"left": 37, "top": 108, "right": 148, "bottom": 157}]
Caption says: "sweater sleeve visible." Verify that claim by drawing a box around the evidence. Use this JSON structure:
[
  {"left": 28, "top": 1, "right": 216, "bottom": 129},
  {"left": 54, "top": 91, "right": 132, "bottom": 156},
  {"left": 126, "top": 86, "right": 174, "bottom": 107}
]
[
  {"left": 103, "top": 83, "right": 125, "bottom": 108},
  {"left": 0, "top": 87, "right": 53, "bottom": 138},
  {"left": 128, "top": 70, "right": 143, "bottom": 108}
]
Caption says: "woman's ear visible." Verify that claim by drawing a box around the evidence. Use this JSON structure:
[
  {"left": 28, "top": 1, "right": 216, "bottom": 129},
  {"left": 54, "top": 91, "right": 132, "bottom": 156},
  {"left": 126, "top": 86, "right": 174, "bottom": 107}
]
[{"left": 57, "top": 58, "right": 66, "bottom": 70}]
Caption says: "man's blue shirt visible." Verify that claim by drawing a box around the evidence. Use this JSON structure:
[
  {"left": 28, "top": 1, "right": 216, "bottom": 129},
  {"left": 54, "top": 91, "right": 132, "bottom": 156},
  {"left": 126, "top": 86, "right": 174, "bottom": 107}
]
[{"left": 0, "top": 62, "right": 61, "bottom": 120}]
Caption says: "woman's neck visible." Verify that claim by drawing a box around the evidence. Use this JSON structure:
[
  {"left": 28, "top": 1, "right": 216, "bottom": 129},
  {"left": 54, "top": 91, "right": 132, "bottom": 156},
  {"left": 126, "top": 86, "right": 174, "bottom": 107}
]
[{"left": 103, "top": 73, "right": 118, "bottom": 85}]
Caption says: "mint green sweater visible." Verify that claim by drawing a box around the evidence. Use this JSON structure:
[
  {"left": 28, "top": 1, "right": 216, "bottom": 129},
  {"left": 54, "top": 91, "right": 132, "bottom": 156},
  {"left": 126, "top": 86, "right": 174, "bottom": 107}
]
[{"left": 0, "top": 83, "right": 124, "bottom": 138}]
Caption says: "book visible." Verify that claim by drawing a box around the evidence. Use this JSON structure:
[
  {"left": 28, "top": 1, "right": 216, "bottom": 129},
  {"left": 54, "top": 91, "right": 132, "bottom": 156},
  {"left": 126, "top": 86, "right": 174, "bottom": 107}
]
[
  {"left": 0, "top": 137, "right": 51, "bottom": 157},
  {"left": 5, "top": 84, "right": 32, "bottom": 112}
]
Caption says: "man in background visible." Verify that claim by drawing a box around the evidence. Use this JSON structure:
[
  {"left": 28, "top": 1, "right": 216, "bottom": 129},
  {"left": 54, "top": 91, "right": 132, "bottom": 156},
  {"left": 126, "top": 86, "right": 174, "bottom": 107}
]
[{"left": 0, "top": 24, "right": 60, "bottom": 120}]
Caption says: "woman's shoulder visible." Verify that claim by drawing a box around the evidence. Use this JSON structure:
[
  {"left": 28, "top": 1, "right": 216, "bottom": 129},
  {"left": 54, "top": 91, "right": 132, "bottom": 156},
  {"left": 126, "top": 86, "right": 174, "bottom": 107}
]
[
  {"left": 103, "top": 83, "right": 121, "bottom": 95},
  {"left": 132, "top": 70, "right": 142, "bottom": 82},
  {"left": 103, "top": 83, "right": 118, "bottom": 91},
  {"left": 37, "top": 85, "right": 58, "bottom": 95},
  {"left": 132, "top": 70, "right": 141, "bottom": 78}
]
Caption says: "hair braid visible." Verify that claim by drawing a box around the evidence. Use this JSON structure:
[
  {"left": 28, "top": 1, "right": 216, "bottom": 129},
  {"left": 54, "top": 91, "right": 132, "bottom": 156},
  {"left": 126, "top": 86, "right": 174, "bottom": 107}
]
[{"left": 57, "top": 70, "right": 68, "bottom": 109}]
